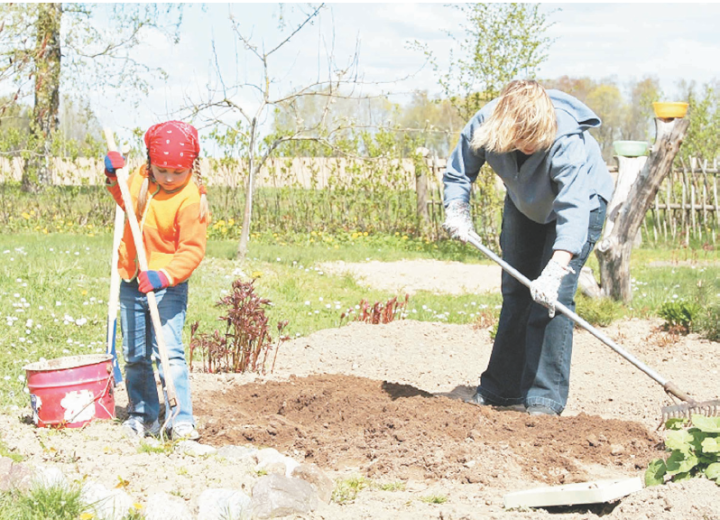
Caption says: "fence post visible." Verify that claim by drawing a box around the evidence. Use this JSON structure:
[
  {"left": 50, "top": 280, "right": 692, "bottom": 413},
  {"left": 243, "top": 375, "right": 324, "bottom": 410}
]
[{"left": 415, "top": 147, "right": 430, "bottom": 232}]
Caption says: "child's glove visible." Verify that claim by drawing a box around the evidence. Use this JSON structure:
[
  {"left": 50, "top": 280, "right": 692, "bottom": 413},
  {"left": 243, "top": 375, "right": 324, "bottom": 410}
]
[
  {"left": 104, "top": 151, "right": 125, "bottom": 178},
  {"left": 443, "top": 200, "right": 475, "bottom": 243},
  {"left": 138, "top": 270, "right": 170, "bottom": 294},
  {"left": 530, "top": 260, "right": 575, "bottom": 318}
]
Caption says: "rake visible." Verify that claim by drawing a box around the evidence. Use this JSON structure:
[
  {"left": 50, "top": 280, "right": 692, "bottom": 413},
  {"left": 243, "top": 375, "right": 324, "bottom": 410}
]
[{"left": 465, "top": 232, "right": 720, "bottom": 424}]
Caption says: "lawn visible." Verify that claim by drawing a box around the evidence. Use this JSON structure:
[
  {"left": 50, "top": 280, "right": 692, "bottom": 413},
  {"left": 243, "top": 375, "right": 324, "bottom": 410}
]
[{"left": 2, "top": 230, "right": 720, "bottom": 409}]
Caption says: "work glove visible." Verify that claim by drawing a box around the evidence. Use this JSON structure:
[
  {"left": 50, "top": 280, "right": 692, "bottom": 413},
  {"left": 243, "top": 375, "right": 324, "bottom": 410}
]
[
  {"left": 104, "top": 151, "right": 125, "bottom": 178},
  {"left": 443, "top": 200, "right": 475, "bottom": 243},
  {"left": 138, "top": 270, "right": 170, "bottom": 294},
  {"left": 530, "top": 260, "right": 575, "bottom": 318}
]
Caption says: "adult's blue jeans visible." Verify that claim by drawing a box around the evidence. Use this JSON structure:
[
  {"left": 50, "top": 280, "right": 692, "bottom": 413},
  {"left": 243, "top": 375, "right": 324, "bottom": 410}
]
[
  {"left": 478, "top": 195, "right": 607, "bottom": 414},
  {"left": 120, "top": 280, "right": 194, "bottom": 426}
]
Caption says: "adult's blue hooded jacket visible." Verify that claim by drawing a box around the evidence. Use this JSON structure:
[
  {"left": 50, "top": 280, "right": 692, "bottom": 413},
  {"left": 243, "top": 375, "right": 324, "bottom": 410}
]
[{"left": 443, "top": 89, "right": 615, "bottom": 256}]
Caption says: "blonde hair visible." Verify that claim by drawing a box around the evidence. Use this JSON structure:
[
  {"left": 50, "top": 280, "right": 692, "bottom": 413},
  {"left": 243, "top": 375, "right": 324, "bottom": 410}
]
[
  {"left": 471, "top": 80, "right": 557, "bottom": 154},
  {"left": 138, "top": 157, "right": 210, "bottom": 223}
]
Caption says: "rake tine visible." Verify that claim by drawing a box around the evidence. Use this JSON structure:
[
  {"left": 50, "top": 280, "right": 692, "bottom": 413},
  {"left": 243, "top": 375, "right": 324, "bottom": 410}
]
[{"left": 661, "top": 399, "right": 720, "bottom": 423}]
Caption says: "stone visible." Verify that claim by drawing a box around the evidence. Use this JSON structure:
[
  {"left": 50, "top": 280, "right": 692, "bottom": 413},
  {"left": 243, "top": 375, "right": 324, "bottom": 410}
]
[
  {"left": 32, "top": 465, "right": 67, "bottom": 489},
  {"left": 216, "top": 445, "right": 258, "bottom": 463},
  {"left": 144, "top": 492, "right": 193, "bottom": 520},
  {"left": 291, "top": 463, "right": 334, "bottom": 503},
  {"left": 0, "top": 456, "right": 34, "bottom": 492},
  {"left": 81, "top": 481, "right": 135, "bottom": 520},
  {"left": 176, "top": 440, "right": 217, "bottom": 457},
  {"left": 197, "top": 488, "right": 252, "bottom": 520},
  {"left": 250, "top": 474, "right": 319, "bottom": 518}
]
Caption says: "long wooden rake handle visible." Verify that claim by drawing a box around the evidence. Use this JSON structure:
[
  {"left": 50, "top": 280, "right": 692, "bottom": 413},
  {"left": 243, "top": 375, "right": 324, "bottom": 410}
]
[
  {"left": 465, "top": 232, "right": 695, "bottom": 404},
  {"left": 104, "top": 128, "right": 178, "bottom": 409}
]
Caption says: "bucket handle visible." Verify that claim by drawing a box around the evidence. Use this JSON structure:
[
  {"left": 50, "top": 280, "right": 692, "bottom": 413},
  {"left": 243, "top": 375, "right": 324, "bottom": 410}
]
[{"left": 64, "top": 375, "right": 114, "bottom": 425}]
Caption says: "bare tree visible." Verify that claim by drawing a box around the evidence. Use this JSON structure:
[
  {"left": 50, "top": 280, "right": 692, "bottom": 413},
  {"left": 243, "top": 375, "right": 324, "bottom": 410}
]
[{"left": 188, "top": 4, "right": 388, "bottom": 259}]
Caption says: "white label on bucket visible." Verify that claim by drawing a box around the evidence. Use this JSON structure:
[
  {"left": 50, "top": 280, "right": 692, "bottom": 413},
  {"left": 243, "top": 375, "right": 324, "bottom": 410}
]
[
  {"left": 61, "top": 390, "right": 95, "bottom": 424},
  {"left": 30, "top": 394, "right": 42, "bottom": 425}
]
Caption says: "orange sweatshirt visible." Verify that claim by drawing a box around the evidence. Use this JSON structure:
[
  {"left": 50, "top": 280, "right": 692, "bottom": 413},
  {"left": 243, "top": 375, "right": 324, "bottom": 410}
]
[{"left": 106, "top": 166, "right": 208, "bottom": 285}]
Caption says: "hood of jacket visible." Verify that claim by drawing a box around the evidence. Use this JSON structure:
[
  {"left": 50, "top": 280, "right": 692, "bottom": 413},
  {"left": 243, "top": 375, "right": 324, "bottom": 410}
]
[{"left": 548, "top": 89, "right": 601, "bottom": 138}]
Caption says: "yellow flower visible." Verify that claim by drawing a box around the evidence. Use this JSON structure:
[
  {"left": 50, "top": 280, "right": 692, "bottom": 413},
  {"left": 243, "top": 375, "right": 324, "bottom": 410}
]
[
  {"left": 363, "top": 232, "right": 368, "bottom": 236},
  {"left": 228, "top": 219, "right": 235, "bottom": 226},
  {"left": 251, "top": 271, "right": 263, "bottom": 278},
  {"left": 82, "top": 290, "right": 88, "bottom": 296},
  {"left": 133, "top": 503, "right": 144, "bottom": 510},
  {"left": 43, "top": 228, "right": 48, "bottom": 234},
  {"left": 311, "top": 231, "right": 317, "bottom": 237},
  {"left": 80, "top": 513, "right": 95, "bottom": 520},
  {"left": 402, "top": 236, "right": 408, "bottom": 240},
  {"left": 21, "top": 212, "right": 30, "bottom": 220},
  {"left": 30, "top": 210, "right": 35, "bottom": 216}
]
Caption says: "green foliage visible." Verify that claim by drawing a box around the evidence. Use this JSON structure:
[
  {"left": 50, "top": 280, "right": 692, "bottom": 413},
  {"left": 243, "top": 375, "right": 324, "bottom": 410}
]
[
  {"left": 575, "top": 294, "right": 625, "bottom": 327},
  {"left": 0, "top": 436, "right": 23, "bottom": 462},
  {"left": 0, "top": 483, "right": 85, "bottom": 520},
  {"left": 332, "top": 475, "right": 370, "bottom": 504},
  {"left": 420, "top": 494, "right": 448, "bottom": 504},
  {"left": 416, "top": 3, "right": 555, "bottom": 121},
  {"left": 678, "top": 80, "right": 720, "bottom": 163},
  {"left": 658, "top": 298, "right": 702, "bottom": 334},
  {"left": 645, "top": 415, "right": 720, "bottom": 487},
  {"left": 378, "top": 481, "right": 406, "bottom": 492}
]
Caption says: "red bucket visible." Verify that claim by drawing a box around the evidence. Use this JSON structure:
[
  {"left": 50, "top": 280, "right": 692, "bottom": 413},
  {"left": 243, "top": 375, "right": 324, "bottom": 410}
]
[{"left": 24, "top": 354, "right": 116, "bottom": 428}]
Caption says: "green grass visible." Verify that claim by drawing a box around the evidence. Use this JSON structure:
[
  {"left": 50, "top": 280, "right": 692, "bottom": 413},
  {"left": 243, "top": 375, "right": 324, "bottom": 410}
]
[
  {"left": 2, "top": 230, "right": 720, "bottom": 409},
  {"left": 0, "top": 484, "right": 85, "bottom": 520},
  {"left": 420, "top": 494, "right": 448, "bottom": 504},
  {"left": 331, "top": 475, "right": 370, "bottom": 504}
]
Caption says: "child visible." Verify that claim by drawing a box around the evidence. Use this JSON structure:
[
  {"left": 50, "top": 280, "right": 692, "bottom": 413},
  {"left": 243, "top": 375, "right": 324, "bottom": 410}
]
[
  {"left": 104, "top": 120, "right": 210, "bottom": 439},
  {"left": 443, "top": 80, "right": 613, "bottom": 416}
]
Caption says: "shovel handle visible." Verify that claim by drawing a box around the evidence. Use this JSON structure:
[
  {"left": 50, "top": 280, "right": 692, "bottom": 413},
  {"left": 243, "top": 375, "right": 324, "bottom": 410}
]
[
  {"left": 104, "top": 128, "right": 178, "bottom": 408},
  {"left": 466, "top": 232, "right": 682, "bottom": 396}
]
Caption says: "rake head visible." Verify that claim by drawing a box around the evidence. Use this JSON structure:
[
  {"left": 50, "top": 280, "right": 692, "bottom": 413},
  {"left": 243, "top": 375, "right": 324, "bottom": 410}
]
[{"left": 661, "top": 399, "right": 720, "bottom": 423}]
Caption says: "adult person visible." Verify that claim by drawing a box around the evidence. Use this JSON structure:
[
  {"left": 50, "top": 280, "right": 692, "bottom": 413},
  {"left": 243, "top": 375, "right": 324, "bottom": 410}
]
[{"left": 443, "top": 79, "right": 614, "bottom": 416}]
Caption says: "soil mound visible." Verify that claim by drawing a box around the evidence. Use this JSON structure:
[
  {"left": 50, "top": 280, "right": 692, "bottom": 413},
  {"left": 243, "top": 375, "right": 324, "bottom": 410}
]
[{"left": 195, "top": 374, "right": 662, "bottom": 486}]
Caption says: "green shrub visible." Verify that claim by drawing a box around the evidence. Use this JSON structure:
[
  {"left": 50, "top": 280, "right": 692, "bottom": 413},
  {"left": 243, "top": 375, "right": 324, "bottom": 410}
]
[
  {"left": 645, "top": 415, "right": 720, "bottom": 487},
  {"left": 658, "top": 299, "right": 702, "bottom": 333},
  {"left": 575, "top": 294, "right": 624, "bottom": 327}
]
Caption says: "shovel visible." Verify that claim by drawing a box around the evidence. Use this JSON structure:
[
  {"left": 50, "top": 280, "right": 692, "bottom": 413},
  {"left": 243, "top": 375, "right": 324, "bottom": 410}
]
[
  {"left": 106, "top": 203, "right": 125, "bottom": 385},
  {"left": 103, "top": 128, "right": 179, "bottom": 429},
  {"left": 465, "top": 231, "right": 720, "bottom": 423}
]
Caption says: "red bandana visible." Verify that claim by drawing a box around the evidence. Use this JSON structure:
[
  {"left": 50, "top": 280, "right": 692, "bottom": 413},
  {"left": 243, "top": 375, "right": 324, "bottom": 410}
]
[{"left": 144, "top": 120, "right": 200, "bottom": 170}]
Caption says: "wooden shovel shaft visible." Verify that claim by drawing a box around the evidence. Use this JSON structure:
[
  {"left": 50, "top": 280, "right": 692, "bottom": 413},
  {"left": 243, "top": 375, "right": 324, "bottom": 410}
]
[
  {"left": 104, "top": 128, "right": 178, "bottom": 408},
  {"left": 466, "top": 232, "right": 695, "bottom": 404}
]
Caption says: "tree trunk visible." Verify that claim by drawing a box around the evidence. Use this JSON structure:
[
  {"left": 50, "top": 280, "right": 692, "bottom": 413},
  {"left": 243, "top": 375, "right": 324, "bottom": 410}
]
[
  {"left": 596, "top": 117, "right": 690, "bottom": 302},
  {"left": 22, "top": 3, "right": 62, "bottom": 192},
  {"left": 237, "top": 160, "right": 254, "bottom": 260}
]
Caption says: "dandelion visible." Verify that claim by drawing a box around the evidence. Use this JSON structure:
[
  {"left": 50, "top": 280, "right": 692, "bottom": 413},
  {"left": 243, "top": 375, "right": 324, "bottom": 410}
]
[{"left": 304, "top": 301, "right": 310, "bottom": 305}]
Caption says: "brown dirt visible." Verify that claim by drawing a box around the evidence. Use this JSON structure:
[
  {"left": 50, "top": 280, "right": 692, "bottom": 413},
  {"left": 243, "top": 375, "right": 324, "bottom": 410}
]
[
  {"left": 3, "top": 259, "right": 719, "bottom": 519},
  {"left": 196, "top": 374, "right": 661, "bottom": 486}
]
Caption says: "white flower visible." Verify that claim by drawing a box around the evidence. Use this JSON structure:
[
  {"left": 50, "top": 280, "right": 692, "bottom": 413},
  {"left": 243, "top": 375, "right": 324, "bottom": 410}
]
[
  {"left": 304, "top": 301, "right": 311, "bottom": 305},
  {"left": 75, "top": 318, "right": 87, "bottom": 326}
]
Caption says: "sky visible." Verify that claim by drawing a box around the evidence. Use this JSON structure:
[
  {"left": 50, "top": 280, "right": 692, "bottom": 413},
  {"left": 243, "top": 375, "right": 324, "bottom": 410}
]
[{"left": 88, "top": 2, "right": 720, "bottom": 148}]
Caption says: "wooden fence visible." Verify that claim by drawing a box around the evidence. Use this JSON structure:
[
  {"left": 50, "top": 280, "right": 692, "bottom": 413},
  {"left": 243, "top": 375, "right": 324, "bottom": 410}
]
[{"left": 2, "top": 154, "right": 719, "bottom": 242}]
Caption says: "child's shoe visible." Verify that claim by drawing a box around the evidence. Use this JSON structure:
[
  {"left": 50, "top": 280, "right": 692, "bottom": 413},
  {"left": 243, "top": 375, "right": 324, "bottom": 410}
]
[{"left": 170, "top": 422, "right": 200, "bottom": 441}]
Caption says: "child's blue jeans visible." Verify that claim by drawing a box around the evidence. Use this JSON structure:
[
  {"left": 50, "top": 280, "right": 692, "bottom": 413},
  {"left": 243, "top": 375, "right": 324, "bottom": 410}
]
[{"left": 120, "top": 280, "right": 194, "bottom": 427}]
